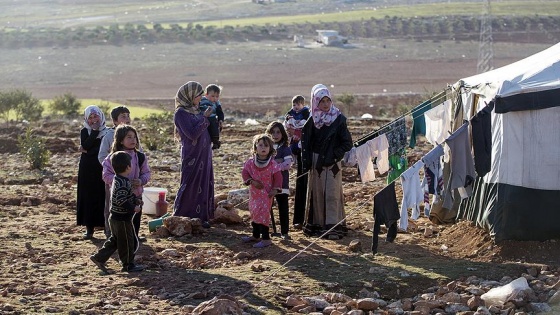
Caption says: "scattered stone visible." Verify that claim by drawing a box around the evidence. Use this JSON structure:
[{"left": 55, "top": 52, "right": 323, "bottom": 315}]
[
  {"left": 348, "top": 239, "right": 362, "bottom": 252},
  {"left": 160, "top": 248, "right": 180, "bottom": 257},
  {"left": 2, "top": 304, "right": 14, "bottom": 311},
  {"left": 356, "top": 298, "right": 378, "bottom": 311},
  {"left": 233, "top": 251, "right": 251, "bottom": 260},
  {"left": 191, "top": 294, "right": 243, "bottom": 315},
  {"left": 424, "top": 226, "right": 433, "bottom": 237}
]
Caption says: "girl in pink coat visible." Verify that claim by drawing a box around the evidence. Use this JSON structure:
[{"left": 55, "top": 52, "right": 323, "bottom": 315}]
[{"left": 241, "top": 134, "right": 283, "bottom": 248}]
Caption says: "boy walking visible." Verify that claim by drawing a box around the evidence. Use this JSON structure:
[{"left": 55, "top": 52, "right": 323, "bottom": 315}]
[
  {"left": 198, "top": 84, "right": 225, "bottom": 150},
  {"left": 90, "top": 151, "right": 145, "bottom": 273}
]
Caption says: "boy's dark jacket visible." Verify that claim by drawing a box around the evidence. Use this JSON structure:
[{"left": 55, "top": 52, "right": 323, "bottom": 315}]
[
  {"left": 110, "top": 174, "right": 138, "bottom": 221},
  {"left": 300, "top": 114, "right": 353, "bottom": 172}
]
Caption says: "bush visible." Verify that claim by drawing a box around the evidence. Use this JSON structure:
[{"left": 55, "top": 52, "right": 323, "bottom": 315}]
[
  {"left": 336, "top": 93, "right": 356, "bottom": 115},
  {"left": 50, "top": 92, "right": 81, "bottom": 117},
  {"left": 140, "top": 111, "right": 174, "bottom": 151},
  {"left": 18, "top": 127, "right": 51, "bottom": 169},
  {"left": 0, "top": 90, "right": 13, "bottom": 122},
  {"left": 0, "top": 89, "right": 43, "bottom": 122},
  {"left": 97, "top": 101, "right": 111, "bottom": 119}
]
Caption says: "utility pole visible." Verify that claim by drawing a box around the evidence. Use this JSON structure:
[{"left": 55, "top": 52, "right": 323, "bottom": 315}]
[{"left": 477, "top": 0, "right": 494, "bottom": 73}]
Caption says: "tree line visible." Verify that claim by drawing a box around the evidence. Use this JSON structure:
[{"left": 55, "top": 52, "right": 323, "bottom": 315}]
[{"left": 1, "top": 15, "right": 558, "bottom": 48}]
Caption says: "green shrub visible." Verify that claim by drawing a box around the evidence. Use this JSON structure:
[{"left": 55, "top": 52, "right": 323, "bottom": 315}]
[
  {"left": 0, "top": 90, "right": 13, "bottom": 122},
  {"left": 140, "top": 111, "right": 174, "bottom": 151},
  {"left": 50, "top": 92, "right": 81, "bottom": 117},
  {"left": 336, "top": 93, "right": 356, "bottom": 115},
  {"left": 18, "top": 127, "right": 51, "bottom": 169},
  {"left": 97, "top": 101, "right": 111, "bottom": 119},
  {"left": 0, "top": 89, "right": 43, "bottom": 122},
  {"left": 15, "top": 97, "right": 43, "bottom": 122}
]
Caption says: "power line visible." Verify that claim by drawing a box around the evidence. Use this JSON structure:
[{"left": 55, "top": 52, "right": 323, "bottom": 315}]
[{"left": 477, "top": 0, "right": 494, "bottom": 74}]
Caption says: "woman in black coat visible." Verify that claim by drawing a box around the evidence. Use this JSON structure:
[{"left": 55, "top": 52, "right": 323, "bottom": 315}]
[
  {"left": 299, "top": 84, "right": 353, "bottom": 239},
  {"left": 76, "top": 105, "right": 108, "bottom": 239}
]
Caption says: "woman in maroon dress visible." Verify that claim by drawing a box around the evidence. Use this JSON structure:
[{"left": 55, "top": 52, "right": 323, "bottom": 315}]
[{"left": 173, "top": 81, "right": 214, "bottom": 228}]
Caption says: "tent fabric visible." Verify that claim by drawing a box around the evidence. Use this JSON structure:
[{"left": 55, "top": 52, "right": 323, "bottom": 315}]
[
  {"left": 495, "top": 87, "right": 560, "bottom": 113},
  {"left": 454, "top": 43, "right": 560, "bottom": 242},
  {"left": 495, "top": 106, "right": 560, "bottom": 190},
  {"left": 458, "top": 179, "right": 560, "bottom": 242}
]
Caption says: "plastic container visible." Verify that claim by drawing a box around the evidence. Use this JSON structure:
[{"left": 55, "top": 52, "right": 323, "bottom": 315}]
[
  {"left": 148, "top": 213, "right": 171, "bottom": 232},
  {"left": 142, "top": 187, "right": 168, "bottom": 215},
  {"left": 155, "top": 191, "right": 169, "bottom": 217}
]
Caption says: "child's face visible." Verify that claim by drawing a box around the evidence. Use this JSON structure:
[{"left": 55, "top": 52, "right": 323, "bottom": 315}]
[
  {"left": 121, "top": 130, "right": 137, "bottom": 150},
  {"left": 255, "top": 139, "right": 271, "bottom": 158},
  {"left": 115, "top": 112, "right": 131, "bottom": 125},
  {"left": 87, "top": 112, "right": 101, "bottom": 127},
  {"left": 292, "top": 101, "right": 304, "bottom": 112},
  {"left": 206, "top": 91, "right": 220, "bottom": 103},
  {"left": 269, "top": 127, "right": 283, "bottom": 143},
  {"left": 317, "top": 97, "right": 332, "bottom": 112}
]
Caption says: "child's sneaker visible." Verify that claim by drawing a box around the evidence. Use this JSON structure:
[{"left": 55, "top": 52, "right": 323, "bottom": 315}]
[
  {"left": 241, "top": 236, "right": 259, "bottom": 243},
  {"left": 122, "top": 264, "right": 145, "bottom": 272},
  {"left": 90, "top": 255, "right": 109, "bottom": 274},
  {"left": 253, "top": 239, "right": 272, "bottom": 248},
  {"left": 281, "top": 234, "right": 291, "bottom": 240}
]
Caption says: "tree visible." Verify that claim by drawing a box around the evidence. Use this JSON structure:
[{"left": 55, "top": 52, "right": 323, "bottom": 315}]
[
  {"left": 0, "top": 90, "right": 13, "bottom": 123},
  {"left": 50, "top": 92, "right": 81, "bottom": 117},
  {"left": 336, "top": 93, "right": 356, "bottom": 115},
  {"left": 0, "top": 89, "right": 43, "bottom": 122},
  {"left": 13, "top": 90, "right": 43, "bottom": 121}
]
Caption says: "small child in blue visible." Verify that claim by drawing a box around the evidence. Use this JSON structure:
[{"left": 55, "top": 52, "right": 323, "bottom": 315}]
[
  {"left": 198, "top": 84, "right": 225, "bottom": 150},
  {"left": 266, "top": 121, "right": 293, "bottom": 240},
  {"left": 284, "top": 95, "right": 310, "bottom": 155},
  {"left": 284, "top": 95, "right": 310, "bottom": 228}
]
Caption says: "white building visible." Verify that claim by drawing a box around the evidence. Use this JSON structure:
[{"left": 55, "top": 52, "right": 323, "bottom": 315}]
[{"left": 316, "top": 30, "right": 347, "bottom": 46}]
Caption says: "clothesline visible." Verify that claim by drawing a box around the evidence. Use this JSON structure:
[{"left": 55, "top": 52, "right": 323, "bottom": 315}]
[{"left": 354, "top": 86, "right": 452, "bottom": 147}]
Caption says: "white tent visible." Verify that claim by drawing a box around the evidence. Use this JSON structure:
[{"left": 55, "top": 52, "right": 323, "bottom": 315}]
[{"left": 453, "top": 43, "right": 560, "bottom": 241}]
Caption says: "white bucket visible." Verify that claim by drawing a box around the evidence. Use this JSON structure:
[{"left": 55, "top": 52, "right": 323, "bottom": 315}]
[{"left": 142, "top": 187, "right": 168, "bottom": 215}]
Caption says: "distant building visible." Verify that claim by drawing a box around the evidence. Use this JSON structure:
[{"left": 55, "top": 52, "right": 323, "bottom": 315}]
[{"left": 316, "top": 30, "right": 348, "bottom": 46}]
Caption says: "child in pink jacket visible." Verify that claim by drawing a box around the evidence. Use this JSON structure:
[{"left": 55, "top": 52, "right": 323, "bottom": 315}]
[{"left": 241, "top": 134, "right": 282, "bottom": 248}]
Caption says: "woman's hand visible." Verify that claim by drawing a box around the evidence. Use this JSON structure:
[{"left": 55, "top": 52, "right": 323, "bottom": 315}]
[
  {"left": 90, "top": 121, "right": 101, "bottom": 130},
  {"left": 203, "top": 107, "right": 213, "bottom": 117},
  {"left": 267, "top": 189, "right": 278, "bottom": 198}
]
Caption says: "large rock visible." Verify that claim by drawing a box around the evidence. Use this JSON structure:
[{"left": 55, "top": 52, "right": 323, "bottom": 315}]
[
  {"left": 163, "top": 216, "right": 192, "bottom": 236},
  {"left": 227, "top": 188, "right": 249, "bottom": 210},
  {"left": 191, "top": 294, "right": 244, "bottom": 315},
  {"left": 213, "top": 207, "right": 243, "bottom": 224}
]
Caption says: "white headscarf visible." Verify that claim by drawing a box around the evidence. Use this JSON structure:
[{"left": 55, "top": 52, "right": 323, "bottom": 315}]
[
  {"left": 83, "top": 105, "right": 108, "bottom": 139},
  {"left": 310, "top": 84, "right": 341, "bottom": 129}
]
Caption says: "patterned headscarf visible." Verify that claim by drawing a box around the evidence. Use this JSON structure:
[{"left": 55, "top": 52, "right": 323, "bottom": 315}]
[
  {"left": 310, "top": 84, "right": 341, "bottom": 129},
  {"left": 83, "top": 105, "right": 108, "bottom": 139},
  {"left": 175, "top": 81, "right": 204, "bottom": 115}
]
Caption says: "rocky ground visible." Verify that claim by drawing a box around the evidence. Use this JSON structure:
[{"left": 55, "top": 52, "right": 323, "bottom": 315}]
[{"left": 0, "top": 111, "right": 559, "bottom": 314}]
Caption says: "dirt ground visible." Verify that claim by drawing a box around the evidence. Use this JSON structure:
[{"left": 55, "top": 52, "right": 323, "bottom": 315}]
[
  {"left": 0, "top": 112, "right": 558, "bottom": 314},
  {"left": 1, "top": 39, "right": 553, "bottom": 102}
]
